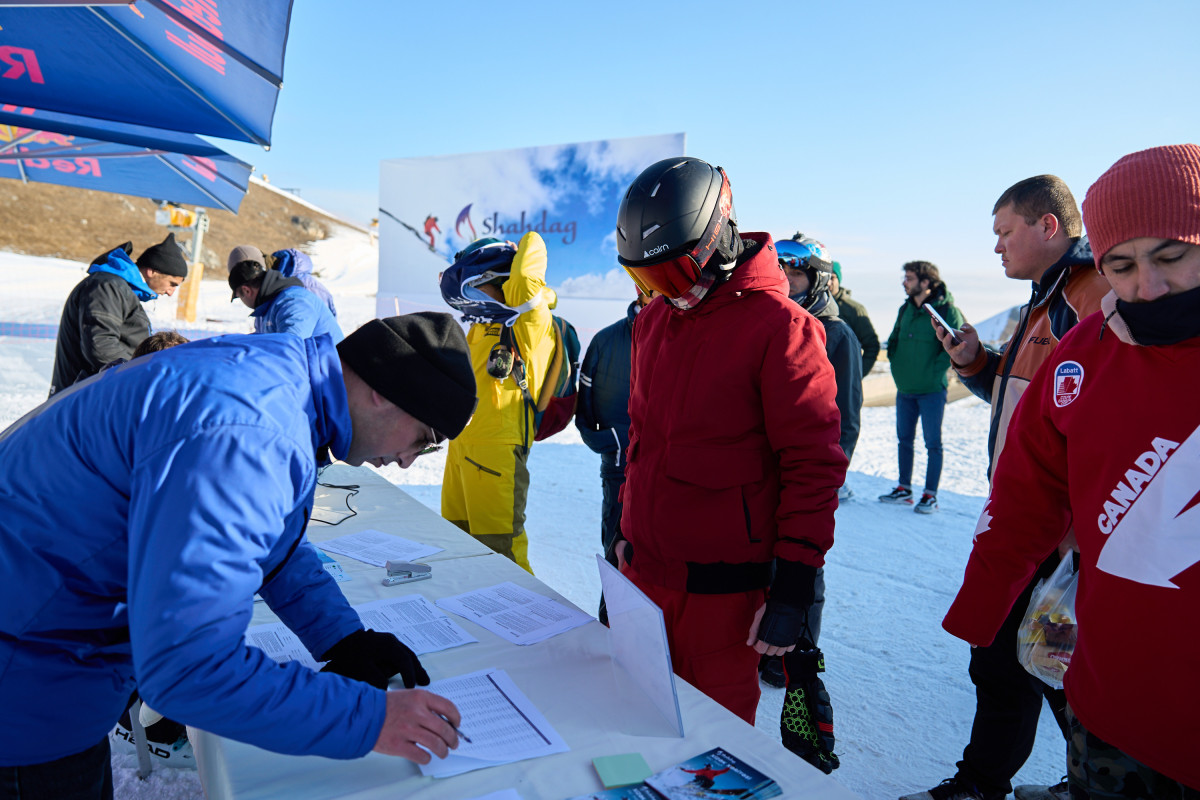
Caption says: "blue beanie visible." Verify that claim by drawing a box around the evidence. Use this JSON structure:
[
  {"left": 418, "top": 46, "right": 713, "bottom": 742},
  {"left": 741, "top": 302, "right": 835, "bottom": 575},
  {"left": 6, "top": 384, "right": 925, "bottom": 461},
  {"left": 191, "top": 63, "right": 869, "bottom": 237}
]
[{"left": 831, "top": 261, "right": 843, "bottom": 283}]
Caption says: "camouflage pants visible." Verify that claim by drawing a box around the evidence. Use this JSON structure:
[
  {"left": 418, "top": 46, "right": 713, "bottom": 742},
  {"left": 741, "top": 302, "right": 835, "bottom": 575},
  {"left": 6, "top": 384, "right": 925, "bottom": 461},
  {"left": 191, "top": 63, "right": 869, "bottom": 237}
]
[{"left": 1067, "top": 706, "right": 1199, "bottom": 799}]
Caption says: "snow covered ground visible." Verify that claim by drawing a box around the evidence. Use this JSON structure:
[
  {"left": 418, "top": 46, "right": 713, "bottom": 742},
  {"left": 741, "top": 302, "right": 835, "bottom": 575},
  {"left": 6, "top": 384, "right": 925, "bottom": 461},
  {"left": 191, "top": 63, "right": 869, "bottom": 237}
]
[{"left": 0, "top": 229, "right": 1065, "bottom": 799}]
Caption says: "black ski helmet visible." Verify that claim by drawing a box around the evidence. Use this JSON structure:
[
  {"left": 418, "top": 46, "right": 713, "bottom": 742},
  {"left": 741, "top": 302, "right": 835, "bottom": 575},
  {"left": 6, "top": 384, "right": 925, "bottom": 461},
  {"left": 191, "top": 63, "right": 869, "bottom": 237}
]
[{"left": 615, "top": 157, "right": 738, "bottom": 297}]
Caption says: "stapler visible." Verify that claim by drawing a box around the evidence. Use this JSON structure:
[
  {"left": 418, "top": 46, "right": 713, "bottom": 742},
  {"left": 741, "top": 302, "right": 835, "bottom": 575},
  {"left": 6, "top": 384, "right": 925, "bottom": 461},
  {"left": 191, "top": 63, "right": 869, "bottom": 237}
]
[{"left": 381, "top": 560, "right": 432, "bottom": 586}]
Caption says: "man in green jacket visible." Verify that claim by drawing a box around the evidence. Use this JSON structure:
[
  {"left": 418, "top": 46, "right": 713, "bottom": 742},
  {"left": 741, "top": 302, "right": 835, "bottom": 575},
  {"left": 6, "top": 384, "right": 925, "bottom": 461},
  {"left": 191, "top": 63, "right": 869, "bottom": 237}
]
[
  {"left": 879, "top": 260, "right": 964, "bottom": 513},
  {"left": 829, "top": 261, "right": 880, "bottom": 374}
]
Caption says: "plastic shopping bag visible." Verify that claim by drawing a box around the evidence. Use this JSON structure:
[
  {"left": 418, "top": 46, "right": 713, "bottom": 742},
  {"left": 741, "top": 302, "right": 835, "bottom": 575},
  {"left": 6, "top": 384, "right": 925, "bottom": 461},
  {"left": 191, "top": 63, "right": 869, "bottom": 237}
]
[{"left": 1016, "top": 554, "right": 1078, "bottom": 689}]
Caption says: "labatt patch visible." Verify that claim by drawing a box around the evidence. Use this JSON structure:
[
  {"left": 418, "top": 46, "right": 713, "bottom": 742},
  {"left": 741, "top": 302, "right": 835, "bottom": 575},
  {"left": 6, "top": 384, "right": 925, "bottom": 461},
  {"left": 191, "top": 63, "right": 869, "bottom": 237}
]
[{"left": 1053, "top": 360, "right": 1084, "bottom": 407}]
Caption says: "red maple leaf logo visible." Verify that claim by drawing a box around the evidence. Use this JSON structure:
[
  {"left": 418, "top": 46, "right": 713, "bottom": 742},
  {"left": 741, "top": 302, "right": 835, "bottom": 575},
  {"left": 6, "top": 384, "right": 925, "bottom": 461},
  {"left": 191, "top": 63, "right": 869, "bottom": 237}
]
[{"left": 1059, "top": 376, "right": 1077, "bottom": 394}]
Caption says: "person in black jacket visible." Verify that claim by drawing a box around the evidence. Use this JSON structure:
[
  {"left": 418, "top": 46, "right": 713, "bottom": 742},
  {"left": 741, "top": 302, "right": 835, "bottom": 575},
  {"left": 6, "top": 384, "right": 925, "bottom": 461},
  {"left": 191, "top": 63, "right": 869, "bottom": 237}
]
[
  {"left": 575, "top": 289, "right": 651, "bottom": 620},
  {"left": 50, "top": 233, "right": 188, "bottom": 395},
  {"left": 758, "top": 237, "right": 863, "bottom": 702},
  {"left": 829, "top": 260, "right": 880, "bottom": 375}
]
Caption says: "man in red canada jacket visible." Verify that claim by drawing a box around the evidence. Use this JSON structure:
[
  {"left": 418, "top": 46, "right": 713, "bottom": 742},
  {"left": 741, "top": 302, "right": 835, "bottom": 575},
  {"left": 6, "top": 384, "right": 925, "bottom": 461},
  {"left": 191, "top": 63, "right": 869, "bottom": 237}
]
[
  {"left": 943, "top": 144, "right": 1200, "bottom": 796},
  {"left": 610, "top": 157, "right": 846, "bottom": 730}
]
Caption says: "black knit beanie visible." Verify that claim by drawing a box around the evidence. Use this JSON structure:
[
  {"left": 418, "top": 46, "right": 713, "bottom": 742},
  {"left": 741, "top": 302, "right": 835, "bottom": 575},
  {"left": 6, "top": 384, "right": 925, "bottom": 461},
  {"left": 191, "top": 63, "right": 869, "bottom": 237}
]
[
  {"left": 337, "top": 312, "right": 477, "bottom": 438},
  {"left": 136, "top": 233, "right": 189, "bottom": 277}
]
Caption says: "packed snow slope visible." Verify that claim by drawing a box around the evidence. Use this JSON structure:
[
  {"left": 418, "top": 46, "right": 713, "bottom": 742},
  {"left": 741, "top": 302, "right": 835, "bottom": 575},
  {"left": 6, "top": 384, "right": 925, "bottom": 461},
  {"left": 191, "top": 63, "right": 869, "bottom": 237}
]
[{"left": 0, "top": 229, "right": 1064, "bottom": 800}]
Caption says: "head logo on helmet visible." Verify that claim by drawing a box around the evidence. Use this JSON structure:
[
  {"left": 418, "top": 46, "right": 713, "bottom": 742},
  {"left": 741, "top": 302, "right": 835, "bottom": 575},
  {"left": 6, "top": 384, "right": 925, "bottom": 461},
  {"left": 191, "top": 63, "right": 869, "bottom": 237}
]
[{"left": 644, "top": 243, "right": 671, "bottom": 259}]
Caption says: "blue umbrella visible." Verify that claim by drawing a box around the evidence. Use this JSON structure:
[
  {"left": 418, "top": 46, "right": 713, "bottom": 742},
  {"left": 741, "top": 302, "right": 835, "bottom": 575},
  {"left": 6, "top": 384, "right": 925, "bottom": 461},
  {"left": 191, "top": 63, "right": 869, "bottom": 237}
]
[
  {"left": 0, "top": 120, "right": 251, "bottom": 212},
  {"left": 0, "top": 0, "right": 292, "bottom": 146}
]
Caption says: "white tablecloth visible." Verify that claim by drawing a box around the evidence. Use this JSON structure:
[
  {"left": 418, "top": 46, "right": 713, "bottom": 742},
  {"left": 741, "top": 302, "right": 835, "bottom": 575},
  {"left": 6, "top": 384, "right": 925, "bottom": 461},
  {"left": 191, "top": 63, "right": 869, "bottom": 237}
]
[{"left": 191, "top": 464, "right": 861, "bottom": 800}]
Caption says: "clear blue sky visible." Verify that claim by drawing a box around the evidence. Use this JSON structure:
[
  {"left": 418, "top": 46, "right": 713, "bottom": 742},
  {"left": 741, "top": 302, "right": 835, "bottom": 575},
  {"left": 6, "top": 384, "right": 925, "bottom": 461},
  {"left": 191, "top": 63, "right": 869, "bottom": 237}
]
[{"left": 220, "top": 0, "right": 1200, "bottom": 323}]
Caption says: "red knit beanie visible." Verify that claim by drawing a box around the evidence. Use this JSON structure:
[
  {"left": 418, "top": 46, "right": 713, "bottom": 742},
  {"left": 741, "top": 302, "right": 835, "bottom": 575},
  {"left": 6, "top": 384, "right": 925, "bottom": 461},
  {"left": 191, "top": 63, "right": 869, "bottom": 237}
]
[{"left": 1082, "top": 144, "right": 1200, "bottom": 271}]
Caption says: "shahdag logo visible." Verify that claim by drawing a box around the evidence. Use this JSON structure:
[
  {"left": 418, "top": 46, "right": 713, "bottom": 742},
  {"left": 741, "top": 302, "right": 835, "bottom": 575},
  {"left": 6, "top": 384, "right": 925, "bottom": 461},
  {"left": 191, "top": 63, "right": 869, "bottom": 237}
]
[
  {"left": 1053, "top": 360, "right": 1084, "bottom": 407},
  {"left": 454, "top": 203, "right": 577, "bottom": 245},
  {"left": 1096, "top": 425, "right": 1200, "bottom": 588}
]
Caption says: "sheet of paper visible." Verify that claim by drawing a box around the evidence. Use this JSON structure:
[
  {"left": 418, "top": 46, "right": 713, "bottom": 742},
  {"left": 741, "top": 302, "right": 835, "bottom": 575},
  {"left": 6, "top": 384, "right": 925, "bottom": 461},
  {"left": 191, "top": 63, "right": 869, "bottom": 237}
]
[
  {"left": 418, "top": 668, "right": 568, "bottom": 778},
  {"left": 244, "top": 622, "right": 322, "bottom": 671},
  {"left": 436, "top": 582, "right": 592, "bottom": 645},
  {"left": 316, "top": 528, "right": 443, "bottom": 567},
  {"left": 352, "top": 594, "right": 477, "bottom": 655}
]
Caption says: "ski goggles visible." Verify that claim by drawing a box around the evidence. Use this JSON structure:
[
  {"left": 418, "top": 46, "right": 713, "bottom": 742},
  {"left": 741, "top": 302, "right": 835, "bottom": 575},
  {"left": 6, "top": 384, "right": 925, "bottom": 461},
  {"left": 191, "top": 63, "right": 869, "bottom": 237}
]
[{"left": 620, "top": 168, "right": 733, "bottom": 299}]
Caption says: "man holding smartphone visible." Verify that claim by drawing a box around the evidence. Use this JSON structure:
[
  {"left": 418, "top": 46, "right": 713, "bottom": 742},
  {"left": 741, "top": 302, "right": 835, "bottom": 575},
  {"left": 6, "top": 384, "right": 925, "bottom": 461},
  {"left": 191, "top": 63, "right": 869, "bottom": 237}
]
[
  {"left": 880, "top": 261, "right": 965, "bottom": 514},
  {"left": 901, "top": 176, "right": 1108, "bottom": 800}
]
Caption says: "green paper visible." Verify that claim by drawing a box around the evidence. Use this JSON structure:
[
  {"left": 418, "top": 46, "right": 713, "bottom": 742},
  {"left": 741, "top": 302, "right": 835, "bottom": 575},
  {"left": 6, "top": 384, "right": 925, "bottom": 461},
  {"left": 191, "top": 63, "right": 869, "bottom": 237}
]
[{"left": 593, "top": 753, "right": 652, "bottom": 788}]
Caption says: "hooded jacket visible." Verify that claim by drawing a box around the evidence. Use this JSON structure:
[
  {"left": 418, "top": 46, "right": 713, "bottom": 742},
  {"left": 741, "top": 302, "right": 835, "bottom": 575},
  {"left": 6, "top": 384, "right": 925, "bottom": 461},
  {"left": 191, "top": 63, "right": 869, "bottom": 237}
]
[
  {"left": 954, "top": 238, "right": 1108, "bottom": 477},
  {"left": 793, "top": 291, "right": 863, "bottom": 462},
  {"left": 251, "top": 269, "right": 344, "bottom": 344},
  {"left": 621, "top": 233, "right": 846, "bottom": 592},
  {"left": 943, "top": 302, "right": 1200, "bottom": 787},
  {"left": 50, "top": 245, "right": 153, "bottom": 394},
  {"left": 575, "top": 299, "right": 638, "bottom": 477},
  {"left": 832, "top": 286, "right": 880, "bottom": 374},
  {"left": 0, "top": 334, "right": 381, "bottom": 765},
  {"left": 274, "top": 248, "right": 338, "bottom": 318},
  {"left": 886, "top": 285, "right": 965, "bottom": 395},
  {"left": 454, "top": 232, "right": 557, "bottom": 447}
]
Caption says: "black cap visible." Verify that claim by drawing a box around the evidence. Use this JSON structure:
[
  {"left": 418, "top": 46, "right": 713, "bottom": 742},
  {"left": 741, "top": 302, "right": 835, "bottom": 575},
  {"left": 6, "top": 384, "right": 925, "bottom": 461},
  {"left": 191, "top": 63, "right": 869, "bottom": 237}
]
[
  {"left": 228, "top": 260, "right": 265, "bottom": 301},
  {"left": 337, "top": 312, "right": 477, "bottom": 439},
  {"left": 137, "top": 233, "right": 189, "bottom": 278}
]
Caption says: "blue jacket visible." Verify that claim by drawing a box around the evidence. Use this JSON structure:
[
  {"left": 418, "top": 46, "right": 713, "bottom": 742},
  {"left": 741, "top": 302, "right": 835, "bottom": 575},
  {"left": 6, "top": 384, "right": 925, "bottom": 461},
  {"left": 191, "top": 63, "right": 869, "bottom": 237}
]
[
  {"left": 251, "top": 269, "right": 344, "bottom": 343},
  {"left": 0, "top": 334, "right": 383, "bottom": 765},
  {"left": 274, "top": 248, "right": 338, "bottom": 319},
  {"left": 575, "top": 300, "right": 637, "bottom": 478}
]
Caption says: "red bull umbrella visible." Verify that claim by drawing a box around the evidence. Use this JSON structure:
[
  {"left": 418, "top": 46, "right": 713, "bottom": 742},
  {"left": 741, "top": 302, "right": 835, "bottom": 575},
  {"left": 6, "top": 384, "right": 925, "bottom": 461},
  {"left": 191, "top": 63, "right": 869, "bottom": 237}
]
[
  {"left": 0, "top": 1, "right": 292, "bottom": 146},
  {"left": 0, "top": 119, "right": 250, "bottom": 212}
]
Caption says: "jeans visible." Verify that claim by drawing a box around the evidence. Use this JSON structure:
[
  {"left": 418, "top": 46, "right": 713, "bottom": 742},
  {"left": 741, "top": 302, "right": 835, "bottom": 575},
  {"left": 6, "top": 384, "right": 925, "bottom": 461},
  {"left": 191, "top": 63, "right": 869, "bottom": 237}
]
[
  {"left": 896, "top": 389, "right": 947, "bottom": 494},
  {"left": 0, "top": 737, "right": 113, "bottom": 800}
]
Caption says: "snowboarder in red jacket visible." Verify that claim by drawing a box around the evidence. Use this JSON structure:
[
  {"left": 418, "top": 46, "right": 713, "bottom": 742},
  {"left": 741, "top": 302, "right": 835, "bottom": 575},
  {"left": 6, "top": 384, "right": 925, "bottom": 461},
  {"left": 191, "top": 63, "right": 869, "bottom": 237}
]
[{"left": 610, "top": 158, "right": 846, "bottom": 745}]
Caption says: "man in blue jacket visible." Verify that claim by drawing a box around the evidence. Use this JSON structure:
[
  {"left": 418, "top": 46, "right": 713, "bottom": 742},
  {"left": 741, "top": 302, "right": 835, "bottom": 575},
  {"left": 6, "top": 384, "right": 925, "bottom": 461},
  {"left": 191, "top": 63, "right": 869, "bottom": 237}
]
[
  {"left": 229, "top": 256, "right": 343, "bottom": 343},
  {"left": 228, "top": 244, "right": 339, "bottom": 319},
  {"left": 0, "top": 313, "right": 477, "bottom": 798}
]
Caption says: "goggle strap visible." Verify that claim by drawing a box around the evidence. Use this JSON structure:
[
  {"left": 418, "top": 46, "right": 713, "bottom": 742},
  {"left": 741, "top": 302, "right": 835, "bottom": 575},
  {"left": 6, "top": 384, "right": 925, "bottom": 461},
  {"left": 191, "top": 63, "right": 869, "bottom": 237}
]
[{"left": 686, "top": 167, "right": 733, "bottom": 271}]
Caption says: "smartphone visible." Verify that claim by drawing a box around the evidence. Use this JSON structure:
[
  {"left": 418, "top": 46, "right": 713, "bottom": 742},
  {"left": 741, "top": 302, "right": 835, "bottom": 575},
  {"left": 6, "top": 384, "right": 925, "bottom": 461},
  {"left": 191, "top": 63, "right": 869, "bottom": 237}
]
[{"left": 924, "top": 304, "right": 961, "bottom": 345}]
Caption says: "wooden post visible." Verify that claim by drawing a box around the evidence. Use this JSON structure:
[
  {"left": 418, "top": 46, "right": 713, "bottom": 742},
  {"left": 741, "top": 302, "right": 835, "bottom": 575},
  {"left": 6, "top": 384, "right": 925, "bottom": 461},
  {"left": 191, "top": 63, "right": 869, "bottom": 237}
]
[
  {"left": 175, "top": 209, "right": 209, "bottom": 323},
  {"left": 176, "top": 259, "right": 204, "bottom": 322}
]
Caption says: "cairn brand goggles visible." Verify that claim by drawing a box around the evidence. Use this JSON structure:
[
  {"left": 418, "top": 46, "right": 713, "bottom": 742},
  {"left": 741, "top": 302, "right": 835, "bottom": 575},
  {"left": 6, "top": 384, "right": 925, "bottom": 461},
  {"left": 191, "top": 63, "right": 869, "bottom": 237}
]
[{"left": 622, "top": 168, "right": 733, "bottom": 298}]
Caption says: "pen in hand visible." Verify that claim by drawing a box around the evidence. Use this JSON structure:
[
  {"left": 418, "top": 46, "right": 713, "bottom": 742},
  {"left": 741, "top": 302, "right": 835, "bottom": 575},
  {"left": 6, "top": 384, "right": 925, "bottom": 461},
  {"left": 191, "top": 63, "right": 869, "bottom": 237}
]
[{"left": 440, "top": 714, "right": 472, "bottom": 744}]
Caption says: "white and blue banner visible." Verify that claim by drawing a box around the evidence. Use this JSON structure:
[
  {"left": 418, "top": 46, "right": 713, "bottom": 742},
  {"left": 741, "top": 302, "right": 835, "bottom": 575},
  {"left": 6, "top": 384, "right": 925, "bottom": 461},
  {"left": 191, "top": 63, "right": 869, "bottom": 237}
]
[{"left": 377, "top": 133, "right": 685, "bottom": 318}]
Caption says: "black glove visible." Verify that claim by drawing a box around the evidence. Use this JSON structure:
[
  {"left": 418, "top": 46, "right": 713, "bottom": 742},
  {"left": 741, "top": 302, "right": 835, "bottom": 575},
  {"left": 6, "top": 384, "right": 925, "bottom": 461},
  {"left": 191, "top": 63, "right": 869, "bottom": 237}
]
[
  {"left": 780, "top": 644, "right": 839, "bottom": 773},
  {"left": 755, "top": 560, "right": 818, "bottom": 647},
  {"left": 319, "top": 629, "right": 429, "bottom": 690}
]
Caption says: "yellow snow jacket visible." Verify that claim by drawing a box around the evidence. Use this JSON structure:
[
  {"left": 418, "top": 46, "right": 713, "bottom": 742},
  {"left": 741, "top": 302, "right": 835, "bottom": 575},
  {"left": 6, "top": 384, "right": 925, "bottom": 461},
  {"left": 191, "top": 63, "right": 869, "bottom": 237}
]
[{"left": 457, "top": 231, "right": 558, "bottom": 446}]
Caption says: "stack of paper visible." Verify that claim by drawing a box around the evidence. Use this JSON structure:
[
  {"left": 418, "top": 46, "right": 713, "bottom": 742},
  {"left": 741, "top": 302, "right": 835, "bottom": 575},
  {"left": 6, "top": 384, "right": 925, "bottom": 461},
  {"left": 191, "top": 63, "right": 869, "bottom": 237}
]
[
  {"left": 418, "top": 668, "right": 568, "bottom": 778},
  {"left": 436, "top": 582, "right": 592, "bottom": 645},
  {"left": 317, "top": 528, "right": 443, "bottom": 566},
  {"left": 244, "top": 594, "right": 475, "bottom": 669}
]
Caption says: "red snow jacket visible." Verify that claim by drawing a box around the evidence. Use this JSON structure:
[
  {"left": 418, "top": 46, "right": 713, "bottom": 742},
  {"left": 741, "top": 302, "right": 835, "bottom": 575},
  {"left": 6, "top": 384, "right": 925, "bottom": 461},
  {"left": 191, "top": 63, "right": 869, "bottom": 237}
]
[
  {"left": 620, "top": 233, "right": 847, "bottom": 593},
  {"left": 943, "top": 297, "right": 1200, "bottom": 787}
]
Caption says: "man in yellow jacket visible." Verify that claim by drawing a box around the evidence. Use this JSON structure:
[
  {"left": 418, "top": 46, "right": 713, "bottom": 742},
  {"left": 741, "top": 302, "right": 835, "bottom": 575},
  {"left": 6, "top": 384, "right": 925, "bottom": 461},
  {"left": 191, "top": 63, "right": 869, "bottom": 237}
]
[{"left": 439, "top": 232, "right": 557, "bottom": 572}]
